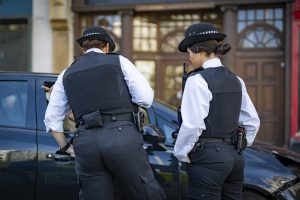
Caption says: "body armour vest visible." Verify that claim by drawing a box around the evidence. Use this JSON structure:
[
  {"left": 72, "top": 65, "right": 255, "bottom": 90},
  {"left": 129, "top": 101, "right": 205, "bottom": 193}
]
[
  {"left": 191, "top": 66, "right": 242, "bottom": 139},
  {"left": 63, "top": 52, "right": 135, "bottom": 123}
]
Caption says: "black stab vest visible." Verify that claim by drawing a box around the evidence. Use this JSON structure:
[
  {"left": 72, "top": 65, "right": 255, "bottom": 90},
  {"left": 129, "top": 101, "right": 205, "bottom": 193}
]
[
  {"left": 190, "top": 66, "right": 242, "bottom": 139},
  {"left": 63, "top": 52, "right": 135, "bottom": 123}
]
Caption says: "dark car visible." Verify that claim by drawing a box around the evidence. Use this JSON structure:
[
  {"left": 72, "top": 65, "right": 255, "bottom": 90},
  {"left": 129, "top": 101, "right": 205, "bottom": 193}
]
[{"left": 0, "top": 72, "right": 300, "bottom": 200}]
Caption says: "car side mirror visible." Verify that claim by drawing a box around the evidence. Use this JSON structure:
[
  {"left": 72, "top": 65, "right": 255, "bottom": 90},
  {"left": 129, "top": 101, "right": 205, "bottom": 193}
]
[{"left": 143, "top": 124, "right": 165, "bottom": 144}]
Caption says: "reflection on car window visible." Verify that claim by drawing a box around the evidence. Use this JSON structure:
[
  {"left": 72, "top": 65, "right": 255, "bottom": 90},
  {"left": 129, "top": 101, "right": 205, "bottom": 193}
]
[
  {"left": 141, "top": 105, "right": 177, "bottom": 146},
  {"left": 141, "top": 108, "right": 150, "bottom": 125},
  {"left": 0, "top": 81, "right": 28, "bottom": 127},
  {"left": 157, "top": 115, "right": 176, "bottom": 146}
]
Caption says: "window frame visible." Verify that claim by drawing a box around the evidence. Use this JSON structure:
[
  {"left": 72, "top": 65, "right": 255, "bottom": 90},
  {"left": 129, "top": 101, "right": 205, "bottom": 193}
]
[{"left": 0, "top": 76, "right": 35, "bottom": 129}]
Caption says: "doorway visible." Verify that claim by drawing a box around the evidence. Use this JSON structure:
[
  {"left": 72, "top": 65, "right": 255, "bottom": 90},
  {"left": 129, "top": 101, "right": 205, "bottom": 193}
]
[{"left": 236, "top": 51, "right": 284, "bottom": 145}]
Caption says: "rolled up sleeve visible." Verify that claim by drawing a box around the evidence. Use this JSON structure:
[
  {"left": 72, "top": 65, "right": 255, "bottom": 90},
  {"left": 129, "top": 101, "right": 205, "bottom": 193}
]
[
  {"left": 119, "top": 56, "right": 154, "bottom": 108},
  {"left": 238, "top": 77, "right": 260, "bottom": 146},
  {"left": 44, "top": 70, "right": 69, "bottom": 132}
]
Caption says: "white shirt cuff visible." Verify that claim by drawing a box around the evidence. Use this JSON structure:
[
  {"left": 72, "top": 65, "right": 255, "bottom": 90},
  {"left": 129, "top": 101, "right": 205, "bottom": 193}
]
[{"left": 45, "top": 121, "right": 64, "bottom": 133}]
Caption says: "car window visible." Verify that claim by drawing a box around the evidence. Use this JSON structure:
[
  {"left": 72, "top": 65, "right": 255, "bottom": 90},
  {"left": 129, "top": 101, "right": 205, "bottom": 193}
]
[
  {"left": 156, "top": 115, "right": 176, "bottom": 146},
  {"left": 0, "top": 81, "right": 28, "bottom": 127},
  {"left": 141, "top": 106, "right": 177, "bottom": 146}
]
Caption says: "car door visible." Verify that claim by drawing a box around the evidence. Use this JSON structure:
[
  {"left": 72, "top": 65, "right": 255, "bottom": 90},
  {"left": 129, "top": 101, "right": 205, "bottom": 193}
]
[
  {"left": 147, "top": 101, "right": 189, "bottom": 200},
  {"left": 35, "top": 77, "right": 78, "bottom": 200},
  {"left": 144, "top": 104, "right": 183, "bottom": 200},
  {"left": 0, "top": 75, "right": 37, "bottom": 200}
]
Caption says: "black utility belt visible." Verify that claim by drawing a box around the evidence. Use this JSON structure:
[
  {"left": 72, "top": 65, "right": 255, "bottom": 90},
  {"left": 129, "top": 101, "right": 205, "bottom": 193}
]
[
  {"left": 198, "top": 137, "right": 232, "bottom": 143},
  {"left": 78, "top": 110, "right": 133, "bottom": 129},
  {"left": 190, "top": 137, "right": 232, "bottom": 153},
  {"left": 192, "top": 129, "right": 247, "bottom": 155},
  {"left": 102, "top": 113, "right": 133, "bottom": 122}
]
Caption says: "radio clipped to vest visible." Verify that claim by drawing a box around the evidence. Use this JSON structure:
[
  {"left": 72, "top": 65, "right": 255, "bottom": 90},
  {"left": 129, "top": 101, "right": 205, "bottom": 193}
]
[
  {"left": 232, "top": 126, "right": 247, "bottom": 154},
  {"left": 133, "top": 110, "right": 144, "bottom": 133}
]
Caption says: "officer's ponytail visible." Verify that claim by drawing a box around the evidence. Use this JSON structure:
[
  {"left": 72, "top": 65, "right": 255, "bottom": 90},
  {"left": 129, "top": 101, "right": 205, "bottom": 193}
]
[
  {"left": 216, "top": 43, "right": 231, "bottom": 55},
  {"left": 189, "top": 40, "right": 231, "bottom": 56}
]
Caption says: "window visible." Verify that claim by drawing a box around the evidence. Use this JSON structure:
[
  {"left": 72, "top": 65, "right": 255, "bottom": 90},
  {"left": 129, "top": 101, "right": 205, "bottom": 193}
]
[
  {"left": 156, "top": 115, "right": 177, "bottom": 146},
  {"left": 237, "top": 8, "right": 284, "bottom": 49},
  {"left": 0, "top": 19, "right": 29, "bottom": 71},
  {"left": 238, "top": 8, "right": 284, "bottom": 33},
  {"left": 142, "top": 105, "right": 177, "bottom": 146},
  {"left": 239, "top": 26, "right": 282, "bottom": 48},
  {"left": 133, "top": 16, "right": 157, "bottom": 52},
  {"left": 133, "top": 11, "right": 221, "bottom": 52},
  {"left": 135, "top": 60, "right": 156, "bottom": 88},
  {"left": 81, "top": 15, "right": 122, "bottom": 52},
  {"left": 163, "top": 64, "right": 184, "bottom": 106},
  {"left": 0, "top": 81, "right": 28, "bottom": 127}
]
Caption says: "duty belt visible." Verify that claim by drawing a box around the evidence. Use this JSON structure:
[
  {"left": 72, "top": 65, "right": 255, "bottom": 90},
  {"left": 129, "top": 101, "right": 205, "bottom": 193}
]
[
  {"left": 78, "top": 110, "right": 133, "bottom": 129},
  {"left": 198, "top": 137, "right": 232, "bottom": 143},
  {"left": 101, "top": 113, "right": 134, "bottom": 122},
  {"left": 190, "top": 137, "right": 233, "bottom": 153}
]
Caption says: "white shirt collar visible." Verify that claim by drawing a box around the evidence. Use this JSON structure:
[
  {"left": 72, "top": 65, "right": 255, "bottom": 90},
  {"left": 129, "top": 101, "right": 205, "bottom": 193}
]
[
  {"left": 202, "top": 58, "right": 223, "bottom": 69},
  {"left": 85, "top": 48, "right": 103, "bottom": 54}
]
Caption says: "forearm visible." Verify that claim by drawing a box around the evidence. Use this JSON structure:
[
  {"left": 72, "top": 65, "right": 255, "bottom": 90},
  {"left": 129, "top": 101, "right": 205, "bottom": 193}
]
[{"left": 51, "top": 130, "right": 68, "bottom": 148}]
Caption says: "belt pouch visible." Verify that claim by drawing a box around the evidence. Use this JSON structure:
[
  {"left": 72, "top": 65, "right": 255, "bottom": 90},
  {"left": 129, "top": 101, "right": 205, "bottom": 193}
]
[{"left": 82, "top": 110, "right": 103, "bottom": 129}]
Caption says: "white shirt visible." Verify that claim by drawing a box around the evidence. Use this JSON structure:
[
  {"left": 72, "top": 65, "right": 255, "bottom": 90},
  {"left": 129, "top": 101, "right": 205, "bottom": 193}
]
[
  {"left": 173, "top": 58, "right": 260, "bottom": 163},
  {"left": 44, "top": 48, "right": 154, "bottom": 132}
]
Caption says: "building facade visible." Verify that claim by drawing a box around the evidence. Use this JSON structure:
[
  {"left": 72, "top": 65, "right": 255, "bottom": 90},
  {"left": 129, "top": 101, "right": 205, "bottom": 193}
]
[
  {"left": 73, "top": 0, "right": 292, "bottom": 146},
  {"left": 0, "top": 0, "right": 73, "bottom": 73},
  {"left": 0, "top": 0, "right": 35, "bottom": 71},
  {"left": 1, "top": 0, "right": 299, "bottom": 147}
]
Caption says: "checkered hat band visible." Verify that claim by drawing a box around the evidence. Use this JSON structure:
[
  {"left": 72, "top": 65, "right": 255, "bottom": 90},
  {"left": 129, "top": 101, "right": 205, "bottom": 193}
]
[
  {"left": 84, "top": 32, "right": 102, "bottom": 37},
  {"left": 188, "top": 30, "right": 218, "bottom": 36}
]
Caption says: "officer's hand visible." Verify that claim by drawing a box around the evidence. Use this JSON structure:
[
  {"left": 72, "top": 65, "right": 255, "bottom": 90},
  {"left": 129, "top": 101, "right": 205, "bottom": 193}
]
[{"left": 66, "top": 144, "right": 75, "bottom": 157}]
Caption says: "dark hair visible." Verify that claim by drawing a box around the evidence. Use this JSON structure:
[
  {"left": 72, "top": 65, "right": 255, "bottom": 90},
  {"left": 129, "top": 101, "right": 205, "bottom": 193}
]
[
  {"left": 82, "top": 39, "right": 107, "bottom": 51},
  {"left": 188, "top": 40, "right": 231, "bottom": 55}
]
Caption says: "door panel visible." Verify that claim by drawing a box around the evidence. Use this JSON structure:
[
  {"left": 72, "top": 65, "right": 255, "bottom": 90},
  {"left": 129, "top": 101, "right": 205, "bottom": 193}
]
[
  {"left": 145, "top": 106, "right": 182, "bottom": 200},
  {"left": 0, "top": 77, "right": 36, "bottom": 200},
  {"left": 237, "top": 53, "right": 284, "bottom": 145},
  {"left": 35, "top": 78, "right": 78, "bottom": 200}
]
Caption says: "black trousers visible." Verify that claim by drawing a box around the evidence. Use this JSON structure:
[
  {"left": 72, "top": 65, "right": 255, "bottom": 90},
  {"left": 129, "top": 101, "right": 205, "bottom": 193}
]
[
  {"left": 186, "top": 141, "right": 245, "bottom": 200},
  {"left": 73, "top": 121, "right": 166, "bottom": 200}
]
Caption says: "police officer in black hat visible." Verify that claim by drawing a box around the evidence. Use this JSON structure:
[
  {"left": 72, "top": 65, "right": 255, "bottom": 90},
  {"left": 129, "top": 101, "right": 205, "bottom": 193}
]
[
  {"left": 44, "top": 26, "right": 165, "bottom": 200},
  {"left": 174, "top": 22, "right": 260, "bottom": 200}
]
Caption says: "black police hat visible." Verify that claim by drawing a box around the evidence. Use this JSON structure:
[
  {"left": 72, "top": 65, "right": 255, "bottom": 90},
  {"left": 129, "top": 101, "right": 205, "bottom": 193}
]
[
  {"left": 178, "top": 22, "right": 226, "bottom": 52},
  {"left": 76, "top": 26, "right": 116, "bottom": 52}
]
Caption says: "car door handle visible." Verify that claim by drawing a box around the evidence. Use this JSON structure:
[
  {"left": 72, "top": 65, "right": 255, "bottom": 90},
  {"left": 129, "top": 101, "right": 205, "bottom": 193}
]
[{"left": 46, "top": 153, "right": 74, "bottom": 162}]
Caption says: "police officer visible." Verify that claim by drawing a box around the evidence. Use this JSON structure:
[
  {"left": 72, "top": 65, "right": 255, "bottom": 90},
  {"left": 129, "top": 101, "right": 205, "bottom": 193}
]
[
  {"left": 44, "top": 26, "right": 165, "bottom": 200},
  {"left": 174, "top": 22, "right": 260, "bottom": 200}
]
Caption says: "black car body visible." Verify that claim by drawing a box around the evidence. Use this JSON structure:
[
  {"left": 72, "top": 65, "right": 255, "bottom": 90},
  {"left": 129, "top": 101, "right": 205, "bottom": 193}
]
[{"left": 0, "top": 72, "right": 300, "bottom": 200}]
